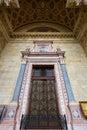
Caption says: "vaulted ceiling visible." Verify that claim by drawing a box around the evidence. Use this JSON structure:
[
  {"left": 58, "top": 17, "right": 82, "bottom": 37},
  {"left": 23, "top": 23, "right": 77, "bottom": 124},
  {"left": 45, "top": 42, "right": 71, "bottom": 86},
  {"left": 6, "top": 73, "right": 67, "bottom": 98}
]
[{"left": 5, "top": 0, "right": 80, "bottom": 32}]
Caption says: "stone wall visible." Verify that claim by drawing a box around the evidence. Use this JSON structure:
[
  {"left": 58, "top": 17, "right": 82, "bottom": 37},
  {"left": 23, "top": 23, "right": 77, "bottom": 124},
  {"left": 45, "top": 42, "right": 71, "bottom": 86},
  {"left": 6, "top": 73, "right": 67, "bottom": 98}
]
[
  {"left": 0, "top": 37, "right": 87, "bottom": 105},
  {"left": 53, "top": 40, "right": 87, "bottom": 101}
]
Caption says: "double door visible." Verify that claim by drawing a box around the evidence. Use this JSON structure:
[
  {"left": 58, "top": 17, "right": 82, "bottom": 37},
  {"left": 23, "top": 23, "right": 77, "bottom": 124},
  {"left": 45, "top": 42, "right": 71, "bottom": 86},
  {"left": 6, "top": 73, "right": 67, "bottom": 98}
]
[{"left": 28, "top": 79, "right": 61, "bottom": 128}]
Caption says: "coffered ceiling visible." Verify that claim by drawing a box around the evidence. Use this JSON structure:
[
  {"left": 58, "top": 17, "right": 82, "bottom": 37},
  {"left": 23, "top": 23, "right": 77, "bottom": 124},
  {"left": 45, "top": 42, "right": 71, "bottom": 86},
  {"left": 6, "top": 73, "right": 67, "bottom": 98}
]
[{"left": 5, "top": 0, "right": 80, "bottom": 32}]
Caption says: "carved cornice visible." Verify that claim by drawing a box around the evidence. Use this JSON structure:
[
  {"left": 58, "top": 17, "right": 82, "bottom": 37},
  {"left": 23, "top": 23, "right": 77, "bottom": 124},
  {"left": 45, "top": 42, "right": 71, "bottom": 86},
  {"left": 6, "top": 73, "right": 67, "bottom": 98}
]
[
  {"left": 21, "top": 47, "right": 65, "bottom": 63},
  {"left": 21, "top": 51, "right": 65, "bottom": 58},
  {"left": 10, "top": 32, "right": 75, "bottom": 39},
  {"left": 21, "top": 50, "right": 65, "bottom": 64}
]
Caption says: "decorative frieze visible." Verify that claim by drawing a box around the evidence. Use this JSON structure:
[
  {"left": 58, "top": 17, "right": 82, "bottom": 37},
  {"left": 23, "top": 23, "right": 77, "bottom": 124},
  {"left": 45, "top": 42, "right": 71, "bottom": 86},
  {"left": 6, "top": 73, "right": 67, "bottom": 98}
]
[
  {"left": 10, "top": 32, "right": 75, "bottom": 39},
  {"left": 21, "top": 46, "right": 65, "bottom": 60}
]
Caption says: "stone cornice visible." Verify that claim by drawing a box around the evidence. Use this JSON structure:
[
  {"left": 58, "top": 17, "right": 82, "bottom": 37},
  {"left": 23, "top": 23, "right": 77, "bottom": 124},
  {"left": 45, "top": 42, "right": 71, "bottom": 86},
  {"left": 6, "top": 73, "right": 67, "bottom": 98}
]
[
  {"left": 21, "top": 51, "right": 65, "bottom": 58},
  {"left": 21, "top": 48, "right": 65, "bottom": 64},
  {"left": 10, "top": 32, "right": 75, "bottom": 39}
]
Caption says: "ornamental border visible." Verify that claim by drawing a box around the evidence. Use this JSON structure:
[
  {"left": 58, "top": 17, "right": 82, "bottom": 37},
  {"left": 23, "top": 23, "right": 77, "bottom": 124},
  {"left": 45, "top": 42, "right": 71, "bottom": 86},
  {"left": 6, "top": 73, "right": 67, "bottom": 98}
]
[{"left": 10, "top": 32, "right": 75, "bottom": 39}]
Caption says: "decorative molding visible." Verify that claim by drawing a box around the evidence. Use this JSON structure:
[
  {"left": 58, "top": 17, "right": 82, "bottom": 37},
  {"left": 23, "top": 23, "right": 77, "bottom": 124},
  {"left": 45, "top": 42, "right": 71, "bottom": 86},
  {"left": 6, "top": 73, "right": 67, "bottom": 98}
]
[
  {"left": 6, "top": 110, "right": 15, "bottom": 118},
  {"left": 21, "top": 52, "right": 65, "bottom": 59},
  {"left": 10, "top": 32, "right": 75, "bottom": 39},
  {"left": 21, "top": 47, "right": 65, "bottom": 64}
]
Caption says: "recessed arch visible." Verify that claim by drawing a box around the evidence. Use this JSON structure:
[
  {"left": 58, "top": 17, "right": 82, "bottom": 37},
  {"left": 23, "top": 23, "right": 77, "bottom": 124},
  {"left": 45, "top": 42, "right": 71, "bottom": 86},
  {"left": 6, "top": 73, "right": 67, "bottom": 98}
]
[{"left": 14, "top": 22, "right": 72, "bottom": 32}]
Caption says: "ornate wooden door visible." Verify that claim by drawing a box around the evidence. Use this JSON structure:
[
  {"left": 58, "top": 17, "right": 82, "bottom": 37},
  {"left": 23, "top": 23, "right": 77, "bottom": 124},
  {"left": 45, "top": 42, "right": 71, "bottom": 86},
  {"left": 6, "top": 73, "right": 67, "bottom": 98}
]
[
  {"left": 20, "top": 66, "right": 67, "bottom": 129},
  {"left": 27, "top": 66, "right": 61, "bottom": 128}
]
